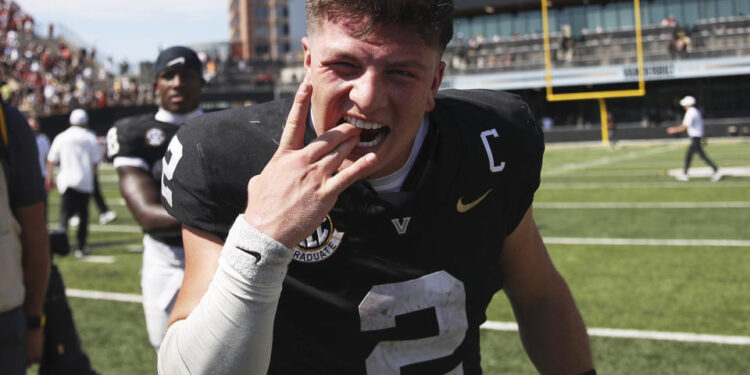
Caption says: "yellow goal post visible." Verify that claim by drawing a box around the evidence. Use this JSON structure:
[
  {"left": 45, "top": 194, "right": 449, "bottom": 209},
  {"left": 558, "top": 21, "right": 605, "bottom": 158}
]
[{"left": 541, "top": 0, "right": 646, "bottom": 143}]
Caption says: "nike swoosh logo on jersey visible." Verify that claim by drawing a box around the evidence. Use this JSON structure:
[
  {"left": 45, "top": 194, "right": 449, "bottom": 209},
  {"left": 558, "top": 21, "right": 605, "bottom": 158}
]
[
  {"left": 236, "top": 246, "right": 262, "bottom": 263},
  {"left": 456, "top": 189, "right": 493, "bottom": 213}
]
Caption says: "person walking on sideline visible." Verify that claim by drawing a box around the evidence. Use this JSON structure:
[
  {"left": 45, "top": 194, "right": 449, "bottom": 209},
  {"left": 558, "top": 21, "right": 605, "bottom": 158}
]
[
  {"left": 46, "top": 109, "right": 102, "bottom": 257},
  {"left": 667, "top": 96, "right": 722, "bottom": 181}
]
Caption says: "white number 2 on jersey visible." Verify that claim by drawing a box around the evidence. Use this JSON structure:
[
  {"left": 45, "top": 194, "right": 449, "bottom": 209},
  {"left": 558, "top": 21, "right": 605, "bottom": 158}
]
[
  {"left": 161, "top": 136, "right": 183, "bottom": 207},
  {"left": 359, "top": 271, "right": 468, "bottom": 374}
]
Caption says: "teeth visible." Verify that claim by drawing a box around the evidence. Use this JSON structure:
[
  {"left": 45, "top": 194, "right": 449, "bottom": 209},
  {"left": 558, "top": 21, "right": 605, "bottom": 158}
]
[
  {"left": 358, "top": 133, "right": 385, "bottom": 148},
  {"left": 345, "top": 116, "right": 385, "bottom": 130}
]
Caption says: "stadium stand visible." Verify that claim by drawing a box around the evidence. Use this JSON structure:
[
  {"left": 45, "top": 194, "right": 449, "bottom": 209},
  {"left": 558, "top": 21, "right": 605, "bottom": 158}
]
[
  {"left": 0, "top": 1, "right": 143, "bottom": 118},
  {"left": 443, "top": 15, "right": 750, "bottom": 74}
]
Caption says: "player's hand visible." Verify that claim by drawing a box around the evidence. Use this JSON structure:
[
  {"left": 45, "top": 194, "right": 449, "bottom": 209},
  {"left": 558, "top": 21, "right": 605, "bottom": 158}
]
[
  {"left": 243, "top": 78, "right": 377, "bottom": 248},
  {"left": 26, "top": 328, "right": 44, "bottom": 365},
  {"left": 44, "top": 175, "right": 55, "bottom": 191}
]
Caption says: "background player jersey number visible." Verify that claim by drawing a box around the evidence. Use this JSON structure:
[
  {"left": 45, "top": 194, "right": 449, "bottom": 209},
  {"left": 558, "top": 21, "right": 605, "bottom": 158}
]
[
  {"left": 359, "top": 271, "right": 468, "bottom": 374},
  {"left": 161, "top": 136, "right": 183, "bottom": 207}
]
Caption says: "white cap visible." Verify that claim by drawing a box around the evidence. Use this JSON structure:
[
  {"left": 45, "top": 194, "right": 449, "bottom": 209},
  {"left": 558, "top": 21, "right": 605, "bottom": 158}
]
[
  {"left": 680, "top": 96, "right": 696, "bottom": 107},
  {"left": 69, "top": 109, "right": 89, "bottom": 126}
]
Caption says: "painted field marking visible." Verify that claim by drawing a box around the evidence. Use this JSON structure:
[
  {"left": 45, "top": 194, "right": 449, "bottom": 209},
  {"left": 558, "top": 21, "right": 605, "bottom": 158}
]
[
  {"left": 49, "top": 223, "right": 142, "bottom": 233},
  {"left": 66, "top": 289, "right": 143, "bottom": 303},
  {"left": 541, "top": 181, "right": 750, "bottom": 189},
  {"left": 480, "top": 321, "right": 750, "bottom": 346},
  {"left": 79, "top": 255, "right": 116, "bottom": 264},
  {"left": 667, "top": 166, "right": 750, "bottom": 178},
  {"left": 63, "top": 289, "right": 750, "bottom": 346},
  {"left": 543, "top": 237, "right": 750, "bottom": 247},
  {"left": 545, "top": 144, "right": 680, "bottom": 176},
  {"left": 535, "top": 201, "right": 750, "bottom": 209}
]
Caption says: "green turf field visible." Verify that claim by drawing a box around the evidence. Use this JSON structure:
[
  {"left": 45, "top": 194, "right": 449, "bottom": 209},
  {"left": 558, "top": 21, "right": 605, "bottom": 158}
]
[{"left": 31, "top": 138, "right": 750, "bottom": 374}]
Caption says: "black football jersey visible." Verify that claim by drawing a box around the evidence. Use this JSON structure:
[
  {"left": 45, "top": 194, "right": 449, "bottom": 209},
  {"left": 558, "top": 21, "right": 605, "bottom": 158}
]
[
  {"left": 163, "top": 89, "right": 544, "bottom": 374},
  {"left": 106, "top": 113, "right": 180, "bottom": 183}
]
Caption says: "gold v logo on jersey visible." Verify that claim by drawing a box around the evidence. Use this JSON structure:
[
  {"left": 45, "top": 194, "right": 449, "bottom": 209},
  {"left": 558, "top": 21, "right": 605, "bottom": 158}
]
[
  {"left": 456, "top": 189, "right": 493, "bottom": 213},
  {"left": 391, "top": 217, "right": 411, "bottom": 235}
]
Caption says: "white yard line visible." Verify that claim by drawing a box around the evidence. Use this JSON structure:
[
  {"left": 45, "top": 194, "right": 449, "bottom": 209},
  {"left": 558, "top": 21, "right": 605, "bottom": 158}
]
[
  {"left": 49, "top": 224, "right": 142, "bottom": 233},
  {"left": 66, "top": 289, "right": 143, "bottom": 303},
  {"left": 62, "top": 289, "right": 750, "bottom": 346},
  {"left": 78, "top": 255, "right": 116, "bottom": 264},
  {"left": 544, "top": 237, "right": 750, "bottom": 247},
  {"left": 541, "top": 181, "right": 750, "bottom": 189},
  {"left": 535, "top": 201, "right": 750, "bottom": 209},
  {"left": 545, "top": 144, "right": 680, "bottom": 176},
  {"left": 480, "top": 321, "right": 750, "bottom": 346}
]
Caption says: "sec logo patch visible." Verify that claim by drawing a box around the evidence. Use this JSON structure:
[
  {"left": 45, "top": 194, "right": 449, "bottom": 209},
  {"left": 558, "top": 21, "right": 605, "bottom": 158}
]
[
  {"left": 145, "top": 128, "right": 167, "bottom": 147},
  {"left": 293, "top": 215, "right": 344, "bottom": 263}
]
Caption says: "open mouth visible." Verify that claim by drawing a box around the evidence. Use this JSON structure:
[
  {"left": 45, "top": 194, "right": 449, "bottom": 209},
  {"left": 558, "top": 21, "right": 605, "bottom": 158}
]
[{"left": 343, "top": 115, "right": 389, "bottom": 147}]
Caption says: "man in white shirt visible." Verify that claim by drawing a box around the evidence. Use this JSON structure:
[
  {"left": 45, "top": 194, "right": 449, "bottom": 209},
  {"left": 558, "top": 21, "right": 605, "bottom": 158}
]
[
  {"left": 46, "top": 109, "right": 102, "bottom": 257},
  {"left": 667, "top": 96, "right": 722, "bottom": 181}
]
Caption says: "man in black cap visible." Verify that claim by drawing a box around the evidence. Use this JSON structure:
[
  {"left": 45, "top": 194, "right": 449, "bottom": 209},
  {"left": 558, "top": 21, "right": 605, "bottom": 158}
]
[{"left": 106, "top": 46, "right": 204, "bottom": 351}]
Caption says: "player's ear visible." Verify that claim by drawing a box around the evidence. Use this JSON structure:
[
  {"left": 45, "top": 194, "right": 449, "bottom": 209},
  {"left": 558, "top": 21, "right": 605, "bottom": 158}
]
[
  {"left": 426, "top": 61, "right": 445, "bottom": 112},
  {"left": 302, "top": 36, "right": 312, "bottom": 75}
]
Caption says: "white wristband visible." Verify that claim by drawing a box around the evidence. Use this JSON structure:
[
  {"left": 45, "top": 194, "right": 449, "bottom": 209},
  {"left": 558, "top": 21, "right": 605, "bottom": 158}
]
[{"left": 221, "top": 214, "right": 293, "bottom": 284}]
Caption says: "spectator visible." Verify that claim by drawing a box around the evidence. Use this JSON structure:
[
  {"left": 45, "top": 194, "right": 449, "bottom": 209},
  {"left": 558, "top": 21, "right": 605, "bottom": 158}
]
[
  {"left": 667, "top": 96, "right": 722, "bottom": 182},
  {"left": 557, "top": 24, "right": 574, "bottom": 63},
  {"left": 661, "top": 15, "right": 677, "bottom": 27},
  {"left": 542, "top": 116, "right": 554, "bottom": 130},
  {"left": 27, "top": 115, "right": 50, "bottom": 218},
  {"left": 669, "top": 29, "right": 691, "bottom": 59},
  {"left": 0, "top": 101, "right": 51, "bottom": 374},
  {"left": 607, "top": 112, "right": 617, "bottom": 149},
  {"left": 45, "top": 108, "right": 101, "bottom": 257}
]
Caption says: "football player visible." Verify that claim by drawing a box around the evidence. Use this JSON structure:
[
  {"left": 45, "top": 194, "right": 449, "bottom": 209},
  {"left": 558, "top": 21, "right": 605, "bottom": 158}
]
[
  {"left": 158, "top": 1, "right": 595, "bottom": 374},
  {"left": 106, "top": 46, "right": 204, "bottom": 351}
]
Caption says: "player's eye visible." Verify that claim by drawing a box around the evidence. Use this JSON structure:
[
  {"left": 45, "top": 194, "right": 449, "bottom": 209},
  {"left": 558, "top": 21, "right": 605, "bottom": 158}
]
[
  {"left": 390, "top": 69, "right": 417, "bottom": 79},
  {"left": 161, "top": 72, "right": 177, "bottom": 80},
  {"left": 327, "top": 62, "right": 359, "bottom": 76}
]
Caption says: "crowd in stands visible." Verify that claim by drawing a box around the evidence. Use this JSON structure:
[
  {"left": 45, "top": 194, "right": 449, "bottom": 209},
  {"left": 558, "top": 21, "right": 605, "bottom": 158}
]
[
  {"left": 443, "top": 14, "right": 750, "bottom": 74},
  {"left": 0, "top": 0, "right": 144, "bottom": 118}
]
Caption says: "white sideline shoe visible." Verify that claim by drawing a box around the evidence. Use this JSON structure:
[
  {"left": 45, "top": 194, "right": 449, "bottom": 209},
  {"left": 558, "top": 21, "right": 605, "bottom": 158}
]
[
  {"left": 711, "top": 171, "right": 723, "bottom": 182},
  {"left": 675, "top": 173, "right": 689, "bottom": 182},
  {"left": 99, "top": 211, "right": 118, "bottom": 224}
]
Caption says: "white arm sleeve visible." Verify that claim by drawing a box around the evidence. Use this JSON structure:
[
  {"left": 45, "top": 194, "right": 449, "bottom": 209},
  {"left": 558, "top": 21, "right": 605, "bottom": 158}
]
[{"left": 158, "top": 215, "right": 293, "bottom": 375}]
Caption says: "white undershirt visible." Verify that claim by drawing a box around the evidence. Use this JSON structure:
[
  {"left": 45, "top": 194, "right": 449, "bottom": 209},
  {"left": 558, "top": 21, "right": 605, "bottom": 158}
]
[
  {"left": 309, "top": 113, "right": 429, "bottom": 194},
  {"left": 367, "top": 116, "right": 429, "bottom": 193}
]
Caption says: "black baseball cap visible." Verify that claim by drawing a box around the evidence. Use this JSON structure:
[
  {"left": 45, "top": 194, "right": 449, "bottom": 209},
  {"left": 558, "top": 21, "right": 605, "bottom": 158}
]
[{"left": 153, "top": 46, "right": 202, "bottom": 80}]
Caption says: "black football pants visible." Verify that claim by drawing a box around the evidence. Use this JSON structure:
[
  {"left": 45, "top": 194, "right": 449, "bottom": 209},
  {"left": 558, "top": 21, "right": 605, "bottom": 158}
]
[
  {"left": 59, "top": 188, "right": 91, "bottom": 249},
  {"left": 684, "top": 137, "right": 718, "bottom": 174}
]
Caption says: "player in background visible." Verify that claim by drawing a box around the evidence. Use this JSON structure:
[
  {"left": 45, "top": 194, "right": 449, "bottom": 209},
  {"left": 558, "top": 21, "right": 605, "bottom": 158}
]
[
  {"left": 106, "top": 46, "right": 204, "bottom": 351},
  {"left": 158, "top": 1, "right": 594, "bottom": 373},
  {"left": 667, "top": 95, "right": 722, "bottom": 181}
]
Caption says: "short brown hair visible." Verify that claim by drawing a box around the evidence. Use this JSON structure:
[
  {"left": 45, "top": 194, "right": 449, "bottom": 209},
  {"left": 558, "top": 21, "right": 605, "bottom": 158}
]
[{"left": 306, "top": 0, "right": 454, "bottom": 53}]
